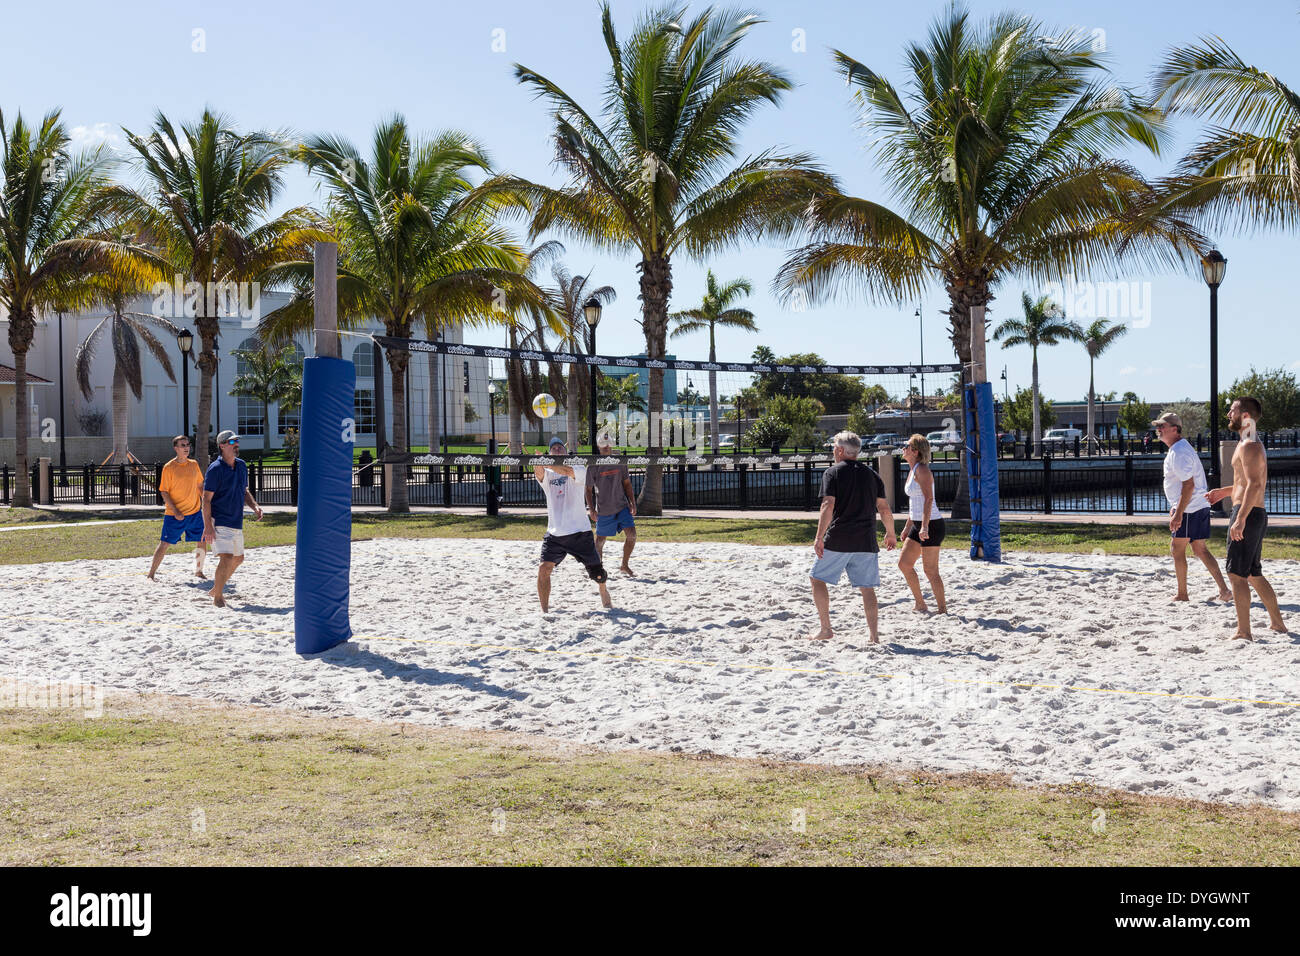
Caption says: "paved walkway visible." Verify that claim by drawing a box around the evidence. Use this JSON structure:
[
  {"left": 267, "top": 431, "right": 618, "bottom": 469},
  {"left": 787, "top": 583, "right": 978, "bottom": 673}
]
[{"left": 5, "top": 503, "right": 1299, "bottom": 529}]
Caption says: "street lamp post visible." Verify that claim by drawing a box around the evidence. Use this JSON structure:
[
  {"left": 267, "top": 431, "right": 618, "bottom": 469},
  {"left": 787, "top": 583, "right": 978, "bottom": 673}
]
[
  {"left": 177, "top": 328, "right": 194, "bottom": 446},
  {"left": 486, "top": 381, "right": 499, "bottom": 516},
  {"left": 584, "top": 296, "right": 603, "bottom": 453},
  {"left": 1202, "top": 250, "right": 1227, "bottom": 511},
  {"left": 915, "top": 304, "right": 926, "bottom": 411}
]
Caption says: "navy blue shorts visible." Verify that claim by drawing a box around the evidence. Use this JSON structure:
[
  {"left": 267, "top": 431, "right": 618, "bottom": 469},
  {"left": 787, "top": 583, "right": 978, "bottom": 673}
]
[
  {"left": 161, "top": 511, "right": 204, "bottom": 544},
  {"left": 1172, "top": 508, "right": 1211, "bottom": 541}
]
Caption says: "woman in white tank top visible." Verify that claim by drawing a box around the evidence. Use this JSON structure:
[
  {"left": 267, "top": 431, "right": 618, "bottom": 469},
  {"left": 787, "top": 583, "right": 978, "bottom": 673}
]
[{"left": 898, "top": 434, "right": 947, "bottom": 613}]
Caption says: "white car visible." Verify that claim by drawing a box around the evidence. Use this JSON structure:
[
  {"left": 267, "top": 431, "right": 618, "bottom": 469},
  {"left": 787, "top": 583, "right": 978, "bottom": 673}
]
[
  {"left": 1041, "top": 428, "right": 1083, "bottom": 448},
  {"left": 926, "top": 430, "right": 960, "bottom": 449}
]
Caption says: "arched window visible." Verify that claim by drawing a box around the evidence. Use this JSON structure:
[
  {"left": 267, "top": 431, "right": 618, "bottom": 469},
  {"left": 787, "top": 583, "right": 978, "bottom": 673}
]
[
  {"left": 352, "top": 343, "right": 374, "bottom": 378},
  {"left": 352, "top": 343, "right": 375, "bottom": 434},
  {"left": 235, "top": 337, "right": 265, "bottom": 436}
]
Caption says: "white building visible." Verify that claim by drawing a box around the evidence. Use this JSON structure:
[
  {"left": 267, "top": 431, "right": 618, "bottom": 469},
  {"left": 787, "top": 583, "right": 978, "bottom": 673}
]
[{"left": 0, "top": 290, "right": 493, "bottom": 466}]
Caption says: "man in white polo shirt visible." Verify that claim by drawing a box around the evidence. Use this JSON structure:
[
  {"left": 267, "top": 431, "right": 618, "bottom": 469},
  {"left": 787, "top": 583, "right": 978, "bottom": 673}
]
[
  {"left": 1154, "top": 411, "right": 1231, "bottom": 602},
  {"left": 534, "top": 437, "right": 611, "bottom": 612}
]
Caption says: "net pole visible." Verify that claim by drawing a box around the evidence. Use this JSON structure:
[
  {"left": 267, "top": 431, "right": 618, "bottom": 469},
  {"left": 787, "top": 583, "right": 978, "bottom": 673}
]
[{"left": 295, "top": 241, "right": 355, "bottom": 653}]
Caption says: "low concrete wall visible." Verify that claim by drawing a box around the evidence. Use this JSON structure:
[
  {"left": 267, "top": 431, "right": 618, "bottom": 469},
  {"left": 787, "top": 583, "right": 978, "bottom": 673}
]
[{"left": 0, "top": 435, "right": 179, "bottom": 468}]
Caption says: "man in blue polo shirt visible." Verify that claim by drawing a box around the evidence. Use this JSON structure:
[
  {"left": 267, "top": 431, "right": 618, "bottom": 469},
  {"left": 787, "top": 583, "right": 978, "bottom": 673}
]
[{"left": 202, "top": 430, "right": 263, "bottom": 607}]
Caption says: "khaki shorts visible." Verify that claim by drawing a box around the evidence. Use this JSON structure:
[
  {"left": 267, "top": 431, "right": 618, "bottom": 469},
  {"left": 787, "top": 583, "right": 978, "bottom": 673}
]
[{"left": 212, "top": 526, "right": 245, "bottom": 556}]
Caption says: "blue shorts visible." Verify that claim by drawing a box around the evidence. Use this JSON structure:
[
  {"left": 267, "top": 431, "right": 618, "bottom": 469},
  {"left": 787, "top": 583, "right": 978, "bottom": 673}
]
[
  {"left": 1173, "top": 508, "right": 1211, "bottom": 541},
  {"left": 161, "top": 511, "right": 205, "bottom": 544},
  {"left": 595, "top": 507, "right": 635, "bottom": 537},
  {"left": 810, "top": 549, "right": 880, "bottom": 588}
]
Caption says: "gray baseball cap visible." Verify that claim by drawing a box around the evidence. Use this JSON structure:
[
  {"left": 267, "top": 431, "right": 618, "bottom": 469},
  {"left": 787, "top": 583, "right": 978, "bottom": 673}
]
[{"left": 216, "top": 429, "right": 241, "bottom": 445}]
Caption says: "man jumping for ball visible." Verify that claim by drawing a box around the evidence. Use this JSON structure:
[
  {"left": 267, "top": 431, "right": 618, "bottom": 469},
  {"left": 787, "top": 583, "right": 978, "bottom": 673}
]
[{"left": 535, "top": 437, "right": 611, "bottom": 612}]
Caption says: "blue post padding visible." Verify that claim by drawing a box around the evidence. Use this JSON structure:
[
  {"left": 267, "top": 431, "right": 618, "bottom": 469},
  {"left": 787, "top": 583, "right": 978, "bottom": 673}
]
[
  {"left": 295, "top": 356, "right": 355, "bottom": 653},
  {"left": 963, "top": 382, "right": 1002, "bottom": 562}
]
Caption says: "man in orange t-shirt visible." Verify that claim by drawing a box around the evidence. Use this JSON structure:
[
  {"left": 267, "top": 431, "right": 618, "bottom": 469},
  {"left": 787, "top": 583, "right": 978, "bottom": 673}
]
[{"left": 147, "top": 435, "right": 208, "bottom": 580}]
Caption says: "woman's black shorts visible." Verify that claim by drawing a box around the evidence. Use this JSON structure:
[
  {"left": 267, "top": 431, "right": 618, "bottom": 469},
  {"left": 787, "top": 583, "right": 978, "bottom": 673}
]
[{"left": 905, "top": 517, "right": 946, "bottom": 547}]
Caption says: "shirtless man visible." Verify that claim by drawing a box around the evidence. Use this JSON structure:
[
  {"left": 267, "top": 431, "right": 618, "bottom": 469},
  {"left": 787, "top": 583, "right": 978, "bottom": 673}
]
[{"left": 1205, "top": 397, "right": 1287, "bottom": 640}]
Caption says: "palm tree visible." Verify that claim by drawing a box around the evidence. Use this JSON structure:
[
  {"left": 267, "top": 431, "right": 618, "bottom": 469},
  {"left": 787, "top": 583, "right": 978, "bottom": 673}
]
[
  {"left": 550, "top": 265, "right": 616, "bottom": 449},
  {"left": 992, "top": 293, "right": 1078, "bottom": 453},
  {"left": 1077, "top": 318, "right": 1128, "bottom": 453},
  {"left": 119, "top": 110, "right": 326, "bottom": 469},
  {"left": 260, "top": 117, "right": 553, "bottom": 510},
  {"left": 670, "top": 270, "right": 757, "bottom": 451},
  {"left": 72, "top": 223, "right": 179, "bottom": 464},
  {"left": 485, "top": 3, "right": 833, "bottom": 514},
  {"left": 1152, "top": 38, "right": 1300, "bottom": 235},
  {"left": 776, "top": 7, "right": 1204, "bottom": 511},
  {"left": 0, "top": 108, "right": 116, "bottom": 507},
  {"left": 229, "top": 343, "right": 302, "bottom": 457},
  {"left": 502, "top": 242, "right": 566, "bottom": 454}
]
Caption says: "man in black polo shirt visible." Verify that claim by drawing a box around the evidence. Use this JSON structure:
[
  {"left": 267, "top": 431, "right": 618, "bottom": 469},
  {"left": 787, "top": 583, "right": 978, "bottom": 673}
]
[
  {"left": 201, "top": 430, "right": 263, "bottom": 607},
  {"left": 809, "top": 430, "right": 896, "bottom": 642}
]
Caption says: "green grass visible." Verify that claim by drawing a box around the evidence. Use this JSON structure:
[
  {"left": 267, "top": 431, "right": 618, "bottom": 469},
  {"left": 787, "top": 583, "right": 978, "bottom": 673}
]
[
  {"left": 3, "top": 693, "right": 1296, "bottom": 865},
  {"left": 4, "top": 510, "right": 1300, "bottom": 565}
]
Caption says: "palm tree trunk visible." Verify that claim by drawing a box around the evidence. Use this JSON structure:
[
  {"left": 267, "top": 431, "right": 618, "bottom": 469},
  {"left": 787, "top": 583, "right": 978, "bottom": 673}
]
[
  {"left": 387, "top": 348, "right": 410, "bottom": 513},
  {"left": 11, "top": 337, "right": 33, "bottom": 507},
  {"left": 194, "top": 299, "right": 218, "bottom": 469},
  {"left": 637, "top": 253, "right": 672, "bottom": 516},
  {"left": 1031, "top": 349, "right": 1042, "bottom": 455},
  {"left": 566, "top": 366, "right": 580, "bottom": 449},
  {"left": 111, "top": 365, "right": 129, "bottom": 464},
  {"left": 708, "top": 330, "right": 719, "bottom": 452},
  {"left": 1086, "top": 357, "right": 1096, "bottom": 455}
]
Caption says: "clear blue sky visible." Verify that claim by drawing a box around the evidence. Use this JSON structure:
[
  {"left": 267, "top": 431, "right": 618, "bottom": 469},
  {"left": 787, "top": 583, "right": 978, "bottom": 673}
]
[{"left": 3, "top": 0, "right": 1296, "bottom": 402}]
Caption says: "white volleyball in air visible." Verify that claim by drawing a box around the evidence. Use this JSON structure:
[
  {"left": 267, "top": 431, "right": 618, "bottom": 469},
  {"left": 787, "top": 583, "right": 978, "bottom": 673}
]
[{"left": 532, "top": 393, "right": 558, "bottom": 419}]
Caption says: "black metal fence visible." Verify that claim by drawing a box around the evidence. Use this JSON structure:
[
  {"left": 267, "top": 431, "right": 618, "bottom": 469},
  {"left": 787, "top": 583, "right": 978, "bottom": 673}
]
[{"left": 5, "top": 452, "right": 1300, "bottom": 515}]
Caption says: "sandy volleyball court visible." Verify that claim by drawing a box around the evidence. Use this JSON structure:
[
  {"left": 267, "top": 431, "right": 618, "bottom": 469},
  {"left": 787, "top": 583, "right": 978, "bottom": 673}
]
[{"left": 2, "top": 537, "right": 1298, "bottom": 809}]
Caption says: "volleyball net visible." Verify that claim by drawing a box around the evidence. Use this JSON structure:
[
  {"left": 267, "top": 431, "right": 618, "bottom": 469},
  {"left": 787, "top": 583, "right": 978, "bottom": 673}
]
[{"left": 365, "top": 334, "right": 964, "bottom": 465}]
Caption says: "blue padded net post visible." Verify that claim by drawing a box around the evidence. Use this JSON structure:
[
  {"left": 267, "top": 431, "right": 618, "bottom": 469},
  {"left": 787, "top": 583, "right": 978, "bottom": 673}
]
[
  {"left": 294, "top": 355, "right": 355, "bottom": 653},
  {"left": 963, "top": 382, "right": 1002, "bottom": 562}
]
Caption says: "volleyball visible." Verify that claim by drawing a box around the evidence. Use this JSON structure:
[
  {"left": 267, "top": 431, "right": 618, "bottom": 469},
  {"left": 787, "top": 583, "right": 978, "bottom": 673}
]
[{"left": 532, "top": 393, "right": 558, "bottom": 419}]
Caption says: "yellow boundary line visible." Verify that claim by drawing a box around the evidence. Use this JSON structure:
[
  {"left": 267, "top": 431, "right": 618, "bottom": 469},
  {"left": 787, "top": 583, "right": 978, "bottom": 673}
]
[{"left": 2, "top": 612, "right": 1296, "bottom": 710}]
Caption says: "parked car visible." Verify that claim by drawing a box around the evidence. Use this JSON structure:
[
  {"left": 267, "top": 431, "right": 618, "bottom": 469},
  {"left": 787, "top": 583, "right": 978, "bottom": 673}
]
[
  {"left": 866, "top": 433, "right": 903, "bottom": 450},
  {"left": 997, "top": 431, "right": 1016, "bottom": 448},
  {"left": 1041, "top": 427, "right": 1083, "bottom": 449},
  {"left": 925, "top": 430, "right": 960, "bottom": 449}
]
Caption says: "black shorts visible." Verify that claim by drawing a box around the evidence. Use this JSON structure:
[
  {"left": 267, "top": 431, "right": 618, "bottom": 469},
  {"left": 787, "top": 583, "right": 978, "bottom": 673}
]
[
  {"left": 540, "top": 531, "right": 602, "bottom": 568},
  {"left": 905, "top": 517, "right": 946, "bottom": 547},
  {"left": 1225, "top": 506, "right": 1267, "bottom": 578}
]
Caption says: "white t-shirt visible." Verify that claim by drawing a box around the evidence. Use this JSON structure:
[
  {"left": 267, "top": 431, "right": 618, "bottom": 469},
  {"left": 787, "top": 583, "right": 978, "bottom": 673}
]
[
  {"left": 540, "top": 465, "right": 591, "bottom": 536},
  {"left": 1163, "top": 438, "right": 1209, "bottom": 512}
]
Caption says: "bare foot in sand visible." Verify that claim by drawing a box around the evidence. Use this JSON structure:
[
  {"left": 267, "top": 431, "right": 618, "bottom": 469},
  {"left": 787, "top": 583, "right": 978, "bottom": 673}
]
[
  {"left": 599, "top": 586, "right": 612, "bottom": 609},
  {"left": 1231, "top": 631, "right": 1253, "bottom": 641},
  {"left": 1217, "top": 589, "right": 1232, "bottom": 602},
  {"left": 213, "top": 595, "right": 226, "bottom": 607},
  {"left": 620, "top": 565, "right": 634, "bottom": 577},
  {"left": 195, "top": 569, "right": 207, "bottom": 580},
  {"left": 912, "top": 601, "right": 929, "bottom": 613},
  {"left": 146, "top": 572, "right": 156, "bottom": 581},
  {"left": 1270, "top": 620, "right": 1288, "bottom": 633},
  {"left": 1173, "top": 591, "right": 1190, "bottom": 602},
  {"left": 808, "top": 629, "right": 833, "bottom": 641}
]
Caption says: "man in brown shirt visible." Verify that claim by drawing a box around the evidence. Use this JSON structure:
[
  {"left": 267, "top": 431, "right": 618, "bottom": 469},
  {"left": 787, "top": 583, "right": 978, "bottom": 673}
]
[{"left": 585, "top": 434, "right": 638, "bottom": 576}]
